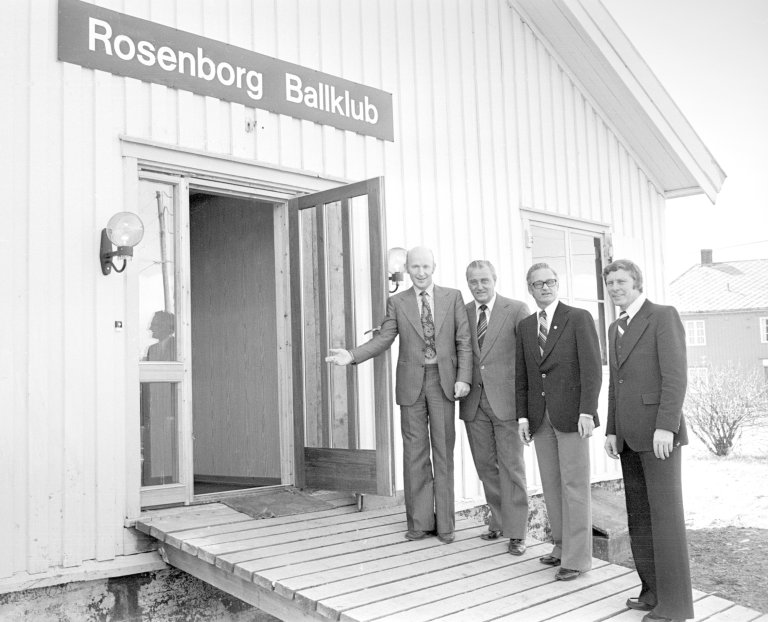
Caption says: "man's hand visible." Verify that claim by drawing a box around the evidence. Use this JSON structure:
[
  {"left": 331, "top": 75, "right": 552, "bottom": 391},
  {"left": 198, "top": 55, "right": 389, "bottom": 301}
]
[
  {"left": 578, "top": 415, "right": 595, "bottom": 438},
  {"left": 653, "top": 429, "right": 674, "bottom": 460},
  {"left": 325, "top": 349, "right": 353, "bottom": 366},
  {"left": 518, "top": 420, "right": 531, "bottom": 445},
  {"left": 604, "top": 434, "right": 619, "bottom": 459},
  {"left": 454, "top": 381, "right": 470, "bottom": 399}
]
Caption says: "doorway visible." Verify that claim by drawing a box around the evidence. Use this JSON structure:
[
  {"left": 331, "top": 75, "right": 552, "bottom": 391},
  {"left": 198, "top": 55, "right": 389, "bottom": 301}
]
[{"left": 189, "top": 192, "right": 281, "bottom": 495}]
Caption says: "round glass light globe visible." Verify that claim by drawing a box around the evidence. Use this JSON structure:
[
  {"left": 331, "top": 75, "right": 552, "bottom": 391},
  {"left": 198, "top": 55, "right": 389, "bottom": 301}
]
[{"left": 106, "top": 212, "right": 144, "bottom": 247}]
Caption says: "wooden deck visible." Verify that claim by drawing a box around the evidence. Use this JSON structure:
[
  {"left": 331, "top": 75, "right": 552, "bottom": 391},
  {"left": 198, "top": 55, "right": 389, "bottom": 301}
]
[{"left": 135, "top": 502, "right": 766, "bottom": 622}]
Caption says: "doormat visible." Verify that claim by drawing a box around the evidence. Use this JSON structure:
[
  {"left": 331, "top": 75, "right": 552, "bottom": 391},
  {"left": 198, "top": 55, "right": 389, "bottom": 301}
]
[{"left": 220, "top": 487, "right": 356, "bottom": 519}]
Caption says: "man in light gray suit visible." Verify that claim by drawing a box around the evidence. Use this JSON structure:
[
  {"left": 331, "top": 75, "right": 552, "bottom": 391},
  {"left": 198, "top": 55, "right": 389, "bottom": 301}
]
[
  {"left": 326, "top": 246, "right": 472, "bottom": 543},
  {"left": 460, "top": 260, "right": 530, "bottom": 555}
]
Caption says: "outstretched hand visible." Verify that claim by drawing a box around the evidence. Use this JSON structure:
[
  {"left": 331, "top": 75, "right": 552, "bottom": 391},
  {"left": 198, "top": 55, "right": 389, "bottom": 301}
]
[{"left": 325, "top": 349, "right": 353, "bottom": 366}]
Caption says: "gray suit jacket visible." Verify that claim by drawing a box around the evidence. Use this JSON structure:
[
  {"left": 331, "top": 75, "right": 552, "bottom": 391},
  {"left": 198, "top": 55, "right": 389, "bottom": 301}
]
[
  {"left": 350, "top": 285, "right": 472, "bottom": 406},
  {"left": 459, "top": 295, "right": 530, "bottom": 421},
  {"left": 607, "top": 299, "right": 688, "bottom": 452}
]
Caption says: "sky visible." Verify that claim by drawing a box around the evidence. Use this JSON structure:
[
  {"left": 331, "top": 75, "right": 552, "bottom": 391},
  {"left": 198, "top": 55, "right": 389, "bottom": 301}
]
[{"left": 601, "top": 0, "right": 768, "bottom": 283}]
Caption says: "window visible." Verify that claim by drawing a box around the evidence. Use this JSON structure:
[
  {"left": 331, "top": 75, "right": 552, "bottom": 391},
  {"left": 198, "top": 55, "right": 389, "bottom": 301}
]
[
  {"left": 760, "top": 317, "right": 768, "bottom": 344},
  {"left": 685, "top": 320, "right": 706, "bottom": 346},
  {"left": 528, "top": 221, "right": 608, "bottom": 363}
]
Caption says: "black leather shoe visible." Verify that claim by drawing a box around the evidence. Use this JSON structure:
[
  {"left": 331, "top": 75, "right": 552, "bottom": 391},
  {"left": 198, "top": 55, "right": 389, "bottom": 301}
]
[
  {"left": 437, "top": 532, "right": 455, "bottom": 544},
  {"left": 626, "top": 598, "right": 654, "bottom": 612},
  {"left": 480, "top": 529, "right": 502, "bottom": 540},
  {"left": 404, "top": 530, "right": 435, "bottom": 540},
  {"left": 538, "top": 554, "right": 561, "bottom": 566},
  {"left": 642, "top": 613, "right": 683, "bottom": 622},
  {"left": 508, "top": 539, "right": 526, "bottom": 555},
  {"left": 555, "top": 567, "right": 581, "bottom": 581}
]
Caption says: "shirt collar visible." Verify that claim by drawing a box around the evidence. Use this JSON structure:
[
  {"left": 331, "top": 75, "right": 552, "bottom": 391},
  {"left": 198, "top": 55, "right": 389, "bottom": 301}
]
[
  {"left": 624, "top": 293, "right": 647, "bottom": 322},
  {"left": 415, "top": 283, "right": 435, "bottom": 300},
  {"left": 539, "top": 298, "right": 559, "bottom": 320},
  {"left": 475, "top": 294, "right": 496, "bottom": 315}
]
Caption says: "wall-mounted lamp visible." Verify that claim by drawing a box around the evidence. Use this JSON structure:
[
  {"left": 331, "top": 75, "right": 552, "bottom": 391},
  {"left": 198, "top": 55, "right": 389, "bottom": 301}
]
[
  {"left": 387, "top": 247, "right": 407, "bottom": 293},
  {"left": 100, "top": 212, "right": 145, "bottom": 275}
]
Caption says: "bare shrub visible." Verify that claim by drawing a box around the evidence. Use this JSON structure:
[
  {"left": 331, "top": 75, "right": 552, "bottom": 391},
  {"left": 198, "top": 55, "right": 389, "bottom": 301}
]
[{"left": 684, "top": 364, "right": 768, "bottom": 456}]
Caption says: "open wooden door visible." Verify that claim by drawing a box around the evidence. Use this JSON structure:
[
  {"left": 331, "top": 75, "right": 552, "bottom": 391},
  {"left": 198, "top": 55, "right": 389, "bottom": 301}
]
[{"left": 289, "top": 177, "right": 395, "bottom": 496}]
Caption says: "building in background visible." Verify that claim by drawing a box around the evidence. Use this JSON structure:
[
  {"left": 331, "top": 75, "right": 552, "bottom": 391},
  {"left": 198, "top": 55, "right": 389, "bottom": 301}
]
[
  {"left": 670, "top": 250, "right": 768, "bottom": 382},
  {"left": 1, "top": 0, "right": 723, "bottom": 615}
]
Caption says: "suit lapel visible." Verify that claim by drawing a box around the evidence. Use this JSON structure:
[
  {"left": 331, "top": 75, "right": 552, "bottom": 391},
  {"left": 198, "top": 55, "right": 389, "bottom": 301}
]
[
  {"left": 467, "top": 303, "right": 481, "bottom": 356},
  {"left": 432, "top": 286, "right": 450, "bottom": 336},
  {"left": 540, "top": 303, "right": 568, "bottom": 363},
  {"left": 617, "top": 300, "right": 652, "bottom": 367},
  {"left": 525, "top": 313, "right": 542, "bottom": 364},
  {"left": 481, "top": 298, "right": 509, "bottom": 359},
  {"left": 402, "top": 287, "right": 424, "bottom": 337}
]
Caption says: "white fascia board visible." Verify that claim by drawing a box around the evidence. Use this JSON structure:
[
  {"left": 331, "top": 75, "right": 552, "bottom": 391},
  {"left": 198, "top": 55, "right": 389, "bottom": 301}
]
[
  {"left": 569, "top": 0, "right": 726, "bottom": 201},
  {"left": 510, "top": 0, "right": 726, "bottom": 203}
]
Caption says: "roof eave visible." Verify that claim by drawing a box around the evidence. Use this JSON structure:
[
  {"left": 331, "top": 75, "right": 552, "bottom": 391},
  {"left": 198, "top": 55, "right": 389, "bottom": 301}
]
[{"left": 510, "top": 0, "right": 726, "bottom": 203}]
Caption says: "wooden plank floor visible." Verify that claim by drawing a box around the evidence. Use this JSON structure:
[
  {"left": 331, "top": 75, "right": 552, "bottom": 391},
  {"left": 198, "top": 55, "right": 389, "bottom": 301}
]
[{"left": 135, "top": 502, "right": 765, "bottom": 622}]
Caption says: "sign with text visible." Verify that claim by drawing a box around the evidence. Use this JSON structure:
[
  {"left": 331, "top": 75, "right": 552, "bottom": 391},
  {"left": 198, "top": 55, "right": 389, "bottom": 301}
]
[{"left": 58, "top": 0, "right": 394, "bottom": 141}]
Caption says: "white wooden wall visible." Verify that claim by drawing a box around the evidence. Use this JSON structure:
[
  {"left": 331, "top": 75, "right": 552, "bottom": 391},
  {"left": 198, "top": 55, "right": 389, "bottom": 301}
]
[{"left": 1, "top": 0, "right": 665, "bottom": 579}]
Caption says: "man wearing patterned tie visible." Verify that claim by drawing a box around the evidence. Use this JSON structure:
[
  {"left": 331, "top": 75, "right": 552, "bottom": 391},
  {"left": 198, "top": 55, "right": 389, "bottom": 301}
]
[
  {"left": 460, "top": 260, "right": 530, "bottom": 555},
  {"left": 515, "top": 263, "right": 602, "bottom": 581},
  {"left": 326, "top": 246, "right": 472, "bottom": 543},
  {"left": 603, "top": 259, "right": 692, "bottom": 622}
]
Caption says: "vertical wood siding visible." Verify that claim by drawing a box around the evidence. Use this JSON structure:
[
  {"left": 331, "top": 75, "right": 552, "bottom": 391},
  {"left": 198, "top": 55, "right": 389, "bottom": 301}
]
[{"left": 1, "top": 0, "right": 665, "bottom": 577}]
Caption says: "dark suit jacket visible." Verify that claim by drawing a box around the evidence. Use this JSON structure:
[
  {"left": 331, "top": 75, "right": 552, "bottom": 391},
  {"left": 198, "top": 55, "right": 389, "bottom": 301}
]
[
  {"left": 607, "top": 299, "right": 688, "bottom": 452},
  {"left": 350, "top": 285, "right": 472, "bottom": 406},
  {"left": 460, "top": 295, "right": 530, "bottom": 422},
  {"left": 515, "top": 302, "right": 602, "bottom": 434}
]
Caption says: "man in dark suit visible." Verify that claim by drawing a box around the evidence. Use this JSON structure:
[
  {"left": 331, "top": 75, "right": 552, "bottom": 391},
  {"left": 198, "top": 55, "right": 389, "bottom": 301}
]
[
  {"left": 326, "top": 246, "right": 472, "bottom": 543},
  {"left": 603, "top": 259, "right": 693, "bottom": 622},
  {"left": 460, "top": 260, "right": 530, "bottom": 555},
  {"left": 516, "top": 262, "right": 602, "bottom": 581}
]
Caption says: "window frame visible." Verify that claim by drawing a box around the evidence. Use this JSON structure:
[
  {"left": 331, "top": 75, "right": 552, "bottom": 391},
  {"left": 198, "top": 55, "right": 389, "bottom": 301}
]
[
  {"left": 685, "top": 319, "right": 707, "bottom": 347},
  {"left": 522, "top": 211, "right": 610, "bottom": 364},
  {"left": 760, "top": 317, "right": 768, "bottom": 344}
]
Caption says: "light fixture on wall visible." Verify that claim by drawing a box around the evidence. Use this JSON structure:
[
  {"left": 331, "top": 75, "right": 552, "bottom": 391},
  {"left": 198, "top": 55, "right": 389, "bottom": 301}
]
[
  {"left": 387, "top": 247, "right": 407, "bottom": 293},
  {"left": 100, "top": 212, "right": 145, "bottom": 275}
]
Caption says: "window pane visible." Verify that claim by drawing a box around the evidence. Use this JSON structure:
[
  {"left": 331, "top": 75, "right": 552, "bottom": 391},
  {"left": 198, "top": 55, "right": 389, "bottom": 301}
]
[
  {"left": 137, "top": 181, "right": 177, "bottom": 361},
  {"left": 140, "top": 381, "right": 179, "bottom": 486},
  {"left": 531, "top": 225, "right": 569, "bottom": 299},
  {"left": 571, "top": 233, "right": 601, "bottom": 300}
]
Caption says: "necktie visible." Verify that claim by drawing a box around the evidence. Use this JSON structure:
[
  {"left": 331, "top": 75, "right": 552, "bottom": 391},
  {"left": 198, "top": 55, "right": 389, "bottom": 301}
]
[
  {"left": 420, "top": 291, "right": 436, "bottom": 359},
  {"left": 538, "top": 309, "right": 548, "bottom": 354},
  {"left": 617, "top": 311, "right": 629, "bottom": 339},
  {"left": 477, "top": 304, "right": 488, "bottom": 349}
]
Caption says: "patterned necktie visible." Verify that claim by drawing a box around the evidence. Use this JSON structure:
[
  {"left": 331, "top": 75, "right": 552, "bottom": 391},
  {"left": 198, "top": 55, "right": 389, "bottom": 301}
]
[
  {"left": 538, "top": 309, "right": 548, "bottom": 354},
  {"left": 477, "top": 304, "right": 488, "bottom": 349},
  {"left": 617, "top": 311, "right": 629, "bottom": 339},
  {"left": 420, "top": 291, "right": 436, "bottom": 359}
]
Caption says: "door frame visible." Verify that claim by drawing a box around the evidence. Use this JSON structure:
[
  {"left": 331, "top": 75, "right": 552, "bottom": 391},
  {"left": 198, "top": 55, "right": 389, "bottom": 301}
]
[{"left": 121, "top": 138, "right": 346, "bottom": 518}]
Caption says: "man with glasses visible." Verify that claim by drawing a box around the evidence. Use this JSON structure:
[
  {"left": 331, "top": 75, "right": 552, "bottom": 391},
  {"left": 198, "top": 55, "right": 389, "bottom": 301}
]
[{"left": 515, "top": 263, "right": 602, "bottom": 581}]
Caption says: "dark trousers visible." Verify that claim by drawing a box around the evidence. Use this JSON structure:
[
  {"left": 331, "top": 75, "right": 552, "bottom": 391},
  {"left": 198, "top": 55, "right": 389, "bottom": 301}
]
[
  {"left": 621, "top": 444, "right": 694, "bottom": 619},
  {"left": 400, "top": 364, "right": 456, "bottom": 535}
]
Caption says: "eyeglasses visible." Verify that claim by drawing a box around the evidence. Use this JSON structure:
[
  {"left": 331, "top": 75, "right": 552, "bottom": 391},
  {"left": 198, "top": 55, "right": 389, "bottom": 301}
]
[{"left": 530, "top": 279, "right": 558, "bottom": 290}]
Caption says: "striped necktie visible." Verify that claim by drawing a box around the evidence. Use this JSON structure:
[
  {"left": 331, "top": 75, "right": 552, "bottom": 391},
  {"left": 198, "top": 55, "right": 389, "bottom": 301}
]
[
  {"left": 477, "top": 304, "right": 488, "bottom": 349},
  {"left": 538, "top": 310, "right": 548, "bottom": 354},
  {"left": 617, "top": 311, "right": 629, "bottom": 339}
]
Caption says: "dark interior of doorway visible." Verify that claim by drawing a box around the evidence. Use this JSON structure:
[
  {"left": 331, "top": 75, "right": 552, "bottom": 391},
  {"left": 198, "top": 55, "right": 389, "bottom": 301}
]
[{"left": 189, "top": 191, "right": 281, "bottom": 495}]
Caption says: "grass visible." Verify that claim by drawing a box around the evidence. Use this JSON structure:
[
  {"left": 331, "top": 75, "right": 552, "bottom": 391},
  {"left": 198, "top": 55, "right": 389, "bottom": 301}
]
[{"left": 683, "top": 421, "right": 768, "bottom": 613}]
